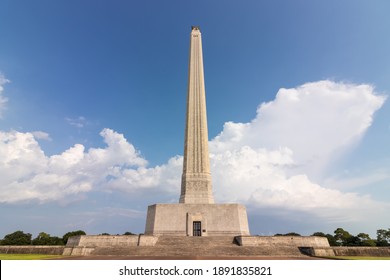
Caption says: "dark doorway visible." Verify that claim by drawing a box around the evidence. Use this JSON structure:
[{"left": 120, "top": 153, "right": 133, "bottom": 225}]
[{"left": 193, "top": 221, "right": 202, "bottom": 236}]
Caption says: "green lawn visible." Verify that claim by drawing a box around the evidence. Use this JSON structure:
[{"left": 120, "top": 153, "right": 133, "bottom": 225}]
[
  {"left": 327, "top": 256, "right": 390, "bottom": 260},
  {"left": 0, "top": 254, "right": 63, "bottom": 260}
]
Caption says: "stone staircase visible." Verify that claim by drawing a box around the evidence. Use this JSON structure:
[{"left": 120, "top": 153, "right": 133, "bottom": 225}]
[
  {"left": 156, "top": 236, "right": 236, "bottom": 247},
  {"left": 89, "top": 236, "right": 303, "bottom": 257}
]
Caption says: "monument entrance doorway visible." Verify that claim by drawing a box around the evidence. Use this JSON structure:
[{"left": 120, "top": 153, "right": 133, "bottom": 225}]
[{"left": 193, "top": 221, "right": 202, "bottom": 236}]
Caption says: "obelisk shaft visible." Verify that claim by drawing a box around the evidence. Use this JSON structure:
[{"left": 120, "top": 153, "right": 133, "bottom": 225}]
[{"left": 179, "top": 26, "right": 214, "bottom": 204}]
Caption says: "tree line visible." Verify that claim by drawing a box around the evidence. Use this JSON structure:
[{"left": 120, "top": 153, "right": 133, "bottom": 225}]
[
  {"left": 1, "top": 228, "right": 389, "bottom": 246},
  {"left": 0, "top": 230, "right": 136, "bottom": 246},
  {"left": 274, "top": 227, "right": 390, "bottom": 247}
]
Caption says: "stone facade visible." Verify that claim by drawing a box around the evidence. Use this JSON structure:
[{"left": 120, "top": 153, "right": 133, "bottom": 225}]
[
  {"left": 0, "top": 246, "right": 64, "bottom": 255},
  {"left": 145, "top": 203, "right": 250, "bottom": 236},
  {"left": 180, "top": 26, "right": 214, "bottom": 204},
  {"left": 235, "top": 236, "right": 331, "bottom": 247}
]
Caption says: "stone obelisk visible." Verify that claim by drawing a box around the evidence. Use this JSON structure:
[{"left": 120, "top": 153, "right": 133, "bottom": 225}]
[
  {"left": 144, "top": 26, "right": 249, "bottom": 236},
  {"left": 180, "top": 26, "right": 214, "bottom": 204}
]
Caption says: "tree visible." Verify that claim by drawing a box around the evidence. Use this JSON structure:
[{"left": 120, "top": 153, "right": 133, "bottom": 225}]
[
  {"left": 123, "top": 232, "right": 136, "bottom": 235},
  {"left": 100, "top": 233, "right": 110, "bottom": 236},
  {"left": 1, "top": 231, "right": 32, "bottom": 245},
  {"left": 344, "top": 235, "right": 361, "bottom": 246},
  {"left": 32, "top": 232, "right": 64, "bottom": 245},
  {"left": 357, "top": 233, "right": 376, "bottom": 247},
  {"left": 311, "top": 232, "right": 338, "bottom": 246},
  {"left": 376, "top": 229, "right": 390, "bottom": 246},
  {"left": 284, "top": 232, "right": 301, "bottom": 236},
  {"left": 312, "top": 232, "right": 326, "bottom": 237},
  {"left": 274, "top": 232, "right": 301, "bottom": 236},
  {"left": 47, "top": 236, "right": 64, "bottom": 245},
  {"left": 334, "top": 228, "right": 352, "bottom": 246},
  {"left": 32, "top": 232, "right": 50, "bottom": 245},
  {"left": 325, "top": 234, "right": 338, "bottom": 246},
  {"left": 62, "top": 230, "right": 86, "bottom": 244}
]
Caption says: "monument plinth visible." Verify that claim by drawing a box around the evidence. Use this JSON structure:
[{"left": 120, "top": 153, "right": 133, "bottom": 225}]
[{"left": 145, "top": 26, "right": 250, "bottom": 237}]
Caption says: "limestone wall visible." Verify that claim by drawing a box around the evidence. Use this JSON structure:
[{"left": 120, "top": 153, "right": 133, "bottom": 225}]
[
  {"left": 300, "top": 247, "right": 335, "bottom": 257},
  {"left": 333, "top": 246, "right": 390, "bottom": 257},
  {"left": 236, "top": 236, "right": 330, "bottom": 247},
  {"left": 63, "top": 235, "right": 159, "bottom": 256},
  {"left": 299, "top": 246, "right": 390, "bottom": 257},
  {"left": 67, "top": 235, "right": 139, "bottom": 247},
  {"left": 0, "top": 246, "right": 64, "bottom": 255},
  {"left": 145, "top": 203, "right": 250, "bottom": 236}
]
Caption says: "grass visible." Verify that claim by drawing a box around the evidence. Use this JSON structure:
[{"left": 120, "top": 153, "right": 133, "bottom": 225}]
[
  {"left": 2, "top": 254, "right": 389, "bottom": 260},
  {"left": 325, "top": 256, "right": 390, "bottom": 260},
  {"left": 338, "top": 256, "right": 390, "bottom": 260},
  {"left": 0, "top": 254, "right": 63, "bottom": 260}
]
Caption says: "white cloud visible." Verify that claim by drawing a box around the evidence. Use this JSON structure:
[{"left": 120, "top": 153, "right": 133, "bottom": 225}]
[
  {"left": 207, "top": 80, "right": 388, "bottom": 221},
  {"left": 0, "top": 73, "right": 10, "bottom": 118},
  {"left": 0, "top": 129, "right": 148, "bottom": 203},
  {"left": 65, "top": 116, "right": 88, "bottom": 128},
  {"left": 106, "top": 155, "right": 182, "bottom": 193},
  {"left": 211, "top": 80, "right": 387, "bottom": 179},
  {"left": 0, "top": 80, "right": 388, "bottom": 230},
  {"left": 31, "top": 131, "right": 52, "bottom": 141},
  {"left": 209, "top": 145, "right": 387, "bottom": 224}
]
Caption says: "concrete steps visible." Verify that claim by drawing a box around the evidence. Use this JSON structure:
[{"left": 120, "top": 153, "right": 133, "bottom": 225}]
[
  {"left": 155, "top": 236, "right": 236, "bottom": 247},
  {"left": 91, "top": 246, "right": 301, "bottom": 257},
  {"left": 89, "top": 236, "right": 302, "bottom": 257}
]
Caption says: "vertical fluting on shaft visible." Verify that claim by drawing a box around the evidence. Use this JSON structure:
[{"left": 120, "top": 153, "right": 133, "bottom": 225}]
[{"left": 179, "top": 26, "right": 214, "bottom": 204}]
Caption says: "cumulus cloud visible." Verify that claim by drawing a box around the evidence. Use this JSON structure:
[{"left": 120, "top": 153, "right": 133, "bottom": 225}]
[
  {"left": 0, "top": 129, "right": 147, "bottom": 203},
  {"left": 208, "top": 80, "right": 387, "bottom": 221},
  {"left": 211, "top": 80, "right": 387, "bottom": 179},
  {"left": 209, "top": 145, "right": 386, "bottom": 224},
  {"left": 0, "top": 80, "right": 388, "bottom": 227},
  {"left": 0, "top": 73, "right": 10, "bottom": 118},
  {"left": 106, "top": 155, "right": 182, "bottom": 194}
]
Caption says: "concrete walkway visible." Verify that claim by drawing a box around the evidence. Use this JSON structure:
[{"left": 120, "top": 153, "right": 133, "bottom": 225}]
[{"left": 57, "top": 255, "right": 322, "bottom": 260}]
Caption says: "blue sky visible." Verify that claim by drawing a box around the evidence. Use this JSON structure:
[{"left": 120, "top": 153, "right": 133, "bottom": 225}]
[{"left": 0, "top": 0, "right": 389, "bottom": 239}]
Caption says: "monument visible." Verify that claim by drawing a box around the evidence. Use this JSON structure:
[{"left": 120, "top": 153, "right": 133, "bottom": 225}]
[
  {"left": 63, "top": 26, "right": 334, "bottom": 257},
  {"left": 144, "top": 26, "right": 250, "bottom": 236}
]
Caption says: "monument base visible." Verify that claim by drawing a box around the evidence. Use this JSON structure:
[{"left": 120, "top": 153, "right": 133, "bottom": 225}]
[
  {"left": 62, "top": 235, "right": 336, "bottom": 257},
  {"left": 145, "top": 203, "right": 250, "bottom": 236}
]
